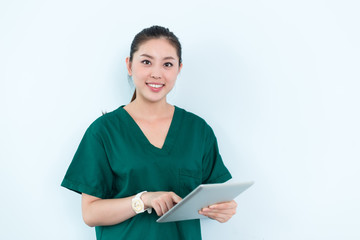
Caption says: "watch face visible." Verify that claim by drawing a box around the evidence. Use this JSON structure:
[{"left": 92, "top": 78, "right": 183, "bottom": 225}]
[{"left": 132, "top": 199, "right": 144, "bottom": 213}]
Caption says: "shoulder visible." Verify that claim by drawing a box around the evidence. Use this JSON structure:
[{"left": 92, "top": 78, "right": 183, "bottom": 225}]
[
  {"left": 176, "top": 106, "right": 215, "bottom": 136},
  {"left": 177, "top": 106, "right": 206, "bottom": 124},
  {"left": 85, "top": 106, "right": 124, "bottom": 137}
]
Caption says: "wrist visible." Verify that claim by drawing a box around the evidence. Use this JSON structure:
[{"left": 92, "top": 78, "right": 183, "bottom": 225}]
[
  {"left": 140, "top": 191, "right": 150, "bottom": 209},
  {"left": 131, "top": 191, "right": 152, "bottom": 214}
]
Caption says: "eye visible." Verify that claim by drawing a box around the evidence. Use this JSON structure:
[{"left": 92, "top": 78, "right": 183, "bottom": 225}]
[
  {"left": 164, "top": 62, "right": 173, "bottom": 67},
  {"left": 142, "top": 60, "right": 151, "bottom": 65}
]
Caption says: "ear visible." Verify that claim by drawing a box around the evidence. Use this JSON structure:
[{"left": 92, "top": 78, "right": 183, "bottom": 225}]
[
  {"left": 126, "top": 57, "right": 132, "bottom": 76},
  {"left": 178, "top": 63, "right": 183, "bottom": 74}
]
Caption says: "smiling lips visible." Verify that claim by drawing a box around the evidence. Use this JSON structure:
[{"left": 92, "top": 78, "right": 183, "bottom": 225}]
[{"left": 146, "top": 83, "right": 165, "bottom": 92}]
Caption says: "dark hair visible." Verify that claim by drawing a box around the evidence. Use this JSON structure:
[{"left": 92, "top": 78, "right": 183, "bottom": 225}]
[{"left": 129, "top": 25, "right": 182, "bottom": 102}]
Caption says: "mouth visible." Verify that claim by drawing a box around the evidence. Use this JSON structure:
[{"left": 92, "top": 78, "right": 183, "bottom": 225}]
[{"left": 146, "top": 83, "right": 165, "bottom": 89}]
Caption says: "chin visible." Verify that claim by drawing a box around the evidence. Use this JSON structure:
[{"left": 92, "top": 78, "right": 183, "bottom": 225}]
[
  {"left": 147, "top": 98, "right": 167, "bottom": 103},
  {"left": 139, "top": 95, "right": 165, "bottom": 103}
]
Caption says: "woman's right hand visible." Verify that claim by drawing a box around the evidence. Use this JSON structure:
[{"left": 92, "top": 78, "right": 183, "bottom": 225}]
[{"left": 141, "top": 192, "right": 182, "bottom": 216}]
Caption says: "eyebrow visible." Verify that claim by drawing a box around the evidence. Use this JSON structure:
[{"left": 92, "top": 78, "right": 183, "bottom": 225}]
[{"left": 140, "top": 54, "right": 176, "bottom": 61}]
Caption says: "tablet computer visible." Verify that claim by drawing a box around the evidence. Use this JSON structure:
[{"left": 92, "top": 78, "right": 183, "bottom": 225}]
[{"left": 156, "top": 181, "right": 254, "bottom": 223}]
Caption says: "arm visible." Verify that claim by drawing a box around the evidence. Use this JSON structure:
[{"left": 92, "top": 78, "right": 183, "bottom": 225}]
[
  {"left": 82, "top": 193, "right": 135, "bottom": 227},
  {"left": 199, "top": 200, "right": 237, "bottom": 223},
  {"left": 82, "top": 191, "right": 182, "bottom": 227}
]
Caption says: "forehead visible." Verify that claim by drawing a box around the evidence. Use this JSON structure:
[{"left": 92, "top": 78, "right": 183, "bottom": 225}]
[{"left": 135, "top": 38, "right": 178, "bottom": 58}]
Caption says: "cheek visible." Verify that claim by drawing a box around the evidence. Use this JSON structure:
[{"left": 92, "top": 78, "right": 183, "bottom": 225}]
[
  {"left": 132, "top": 67, "right": 149, "bottom": 80},
  {"left": 165, "top": 70, "right": 179, "bottom": 81}
]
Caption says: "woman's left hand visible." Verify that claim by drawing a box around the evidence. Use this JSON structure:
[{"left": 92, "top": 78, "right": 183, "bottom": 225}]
[{"left": 198, "top": 200, "right": 237, "bottom": 223}]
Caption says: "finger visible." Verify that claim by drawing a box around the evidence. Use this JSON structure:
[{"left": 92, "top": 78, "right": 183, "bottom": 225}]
[
  {"left": 161, "top": 196, "right": 174, "bottom": 215},
  {"left": 164, "top": 198, "right": 174, "bottom": 212},
  {"left": 202, "top": 211, "right": 226, "bottom": 220},
  {"left": 202, "top": 211, "right": 230, "bottom": 223},
  {"left": 201, "top": 206, "right": 211, "bottom": 211},
  {"left": 210, "top": 202, "right": 236, "bottom": 209},
  {"left": 203, "top": 208, "right": 237, "bottom": 215},
  {"left": 198, "top": 209, "right": 209, "bottom": 216},
  {"left": 209, "top": 201, "right": 237, "bottom": 210},
  {"left": 202, "top": 205, "right": 224, "bottom": 212},
  {"left": 170, "top": 192, "right": 182, "bottom": 204},
  {"left": 201, "top": 205, "right": 237, "bottom": 221},
  {"left": 152, "top": 201, "right": 163, "bottom": 216},
  {"left": 202, "top": 204, "right": 235, "bottom": 213},
  {"left": 159, "top": 202, "right": 168, "bottom": 216}
]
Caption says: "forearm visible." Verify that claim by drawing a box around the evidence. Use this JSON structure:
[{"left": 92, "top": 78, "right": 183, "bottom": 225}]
[
  {"left": 81, "top": 191, "right": 182, "bottom": 227},
  {"left": 82, "top": 194, "right": 136, "bottom": 227}
]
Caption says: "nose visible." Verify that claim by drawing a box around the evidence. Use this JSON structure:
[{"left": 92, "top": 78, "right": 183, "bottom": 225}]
[
  {"left": 151, "top": 74, "right": 161, "bottom": 79},
  {"left": 150, "top": 66, "right": 162, "bottom": 79}
]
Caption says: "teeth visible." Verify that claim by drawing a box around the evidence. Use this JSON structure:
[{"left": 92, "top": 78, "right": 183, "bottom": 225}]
[{"left": 148, "top": 83, "right": 163, "bottom": 88}]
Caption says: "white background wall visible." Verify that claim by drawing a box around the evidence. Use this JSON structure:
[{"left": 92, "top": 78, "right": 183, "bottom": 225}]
[{"left": 1, "top": 0, "right": 359, "bottom": 239}]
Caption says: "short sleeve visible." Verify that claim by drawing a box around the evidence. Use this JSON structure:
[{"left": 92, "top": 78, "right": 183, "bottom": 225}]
[
  {"left": 202, "top": 127, "right": 232, "bottom": 184},
  {"left": 61, "top": 125, "right": 114, "bottom": 199}
]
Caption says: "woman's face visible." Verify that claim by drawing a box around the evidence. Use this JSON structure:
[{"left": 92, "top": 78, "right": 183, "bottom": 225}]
[{"left": 126, "top": 38, "right": 182, "bottom": 104}]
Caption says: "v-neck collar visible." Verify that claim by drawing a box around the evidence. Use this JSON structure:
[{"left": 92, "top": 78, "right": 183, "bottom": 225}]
[{"left": 119, "top": 105, "right": 183, "bottom": 155}]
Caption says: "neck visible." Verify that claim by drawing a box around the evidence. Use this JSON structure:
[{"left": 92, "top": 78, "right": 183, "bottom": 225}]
[{"left": 126, "top": 97, "right": 173, "bottom": 120}]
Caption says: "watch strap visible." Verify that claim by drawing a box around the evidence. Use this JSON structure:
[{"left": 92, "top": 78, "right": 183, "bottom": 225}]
[{"left": 134, "top": 191, "right": 152, "bottom": 214}]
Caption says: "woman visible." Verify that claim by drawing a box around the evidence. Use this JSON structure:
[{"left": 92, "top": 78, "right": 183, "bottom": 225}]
[{"left": 61, "top": 25, "right": 237, "bottom": 240}]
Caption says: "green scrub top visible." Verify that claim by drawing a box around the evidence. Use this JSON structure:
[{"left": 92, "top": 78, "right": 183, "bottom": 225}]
[{"left": 61, "top": 105, "right": 232, "bottom": 240}]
